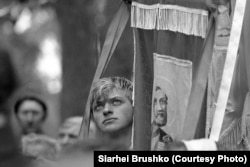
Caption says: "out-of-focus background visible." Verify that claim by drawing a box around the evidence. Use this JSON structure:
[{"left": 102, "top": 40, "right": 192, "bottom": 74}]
[{"left": 0, "top": 0, "right": 133, "bottom": 138}]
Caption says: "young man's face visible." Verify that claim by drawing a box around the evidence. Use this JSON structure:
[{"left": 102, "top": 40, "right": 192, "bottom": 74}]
[
  {"left": 17, "top": 100, "right": 44, "bottom": 134},
  {"left": 153, "top": 89, "right": 168, "bottom": 126},
  {"left": 92, "top": 88, "right": 133, "bottom": 134}
]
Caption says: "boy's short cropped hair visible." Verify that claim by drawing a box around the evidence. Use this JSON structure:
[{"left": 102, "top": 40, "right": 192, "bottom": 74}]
[{"left": 90, "top": 77, "right": 133, "bottom": 112}]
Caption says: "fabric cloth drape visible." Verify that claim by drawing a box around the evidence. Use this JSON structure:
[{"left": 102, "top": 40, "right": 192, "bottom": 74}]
[{"left": 132, "top": 0, "right": 212, "bottom": 150}]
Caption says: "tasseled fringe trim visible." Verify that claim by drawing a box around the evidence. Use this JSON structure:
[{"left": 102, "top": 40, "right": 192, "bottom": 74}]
[
  {"left": 218, "top": 119, "right": 242, "bottom": 150},
  {"left": 131, "top": 3, "right": 159, "bottom": 30},
  {"left": 131, "top": 2, "right": 208, "bottom": 38}
]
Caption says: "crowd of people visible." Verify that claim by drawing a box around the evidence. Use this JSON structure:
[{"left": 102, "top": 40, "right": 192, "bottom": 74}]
[
  {"left": 0, "top": 47, "right": 222, "bottom": 167},
  {"left": 0, "top": 1, "right": 236, "bottom": 164},
  {"left": 0, "top": 48, "right": 136, "bottom": 167}
]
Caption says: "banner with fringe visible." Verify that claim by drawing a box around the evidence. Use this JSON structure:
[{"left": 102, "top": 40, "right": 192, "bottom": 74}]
[{"left": 132, "top": 0, "right": 211, "bottom": 150}]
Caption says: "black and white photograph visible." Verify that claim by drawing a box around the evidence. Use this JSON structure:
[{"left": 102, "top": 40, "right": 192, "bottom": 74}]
[{"left": 0, "top": 0, "right": 249, "bottom": 167}]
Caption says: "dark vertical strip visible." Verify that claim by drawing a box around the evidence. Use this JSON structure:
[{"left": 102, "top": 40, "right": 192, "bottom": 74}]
[
  {"left": 0, "top": 50, "right": 28, "bottom": 167},
  {"left": 240, "top": 0, "right": 250, "bottom": 89},
  {"left": 56, "top": 0, "right": 96, "bottom": 120},
  {"left": 133, "top": 29, "right": 154, "bottom": 150}
]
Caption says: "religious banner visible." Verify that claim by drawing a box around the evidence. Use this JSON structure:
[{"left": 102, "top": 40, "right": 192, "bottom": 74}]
[
  {"left": 151, "top": 54, "right": 192, "bottom": 150},
  {"left": 132, "top": 0, "right": 212, "bottom": 150}
]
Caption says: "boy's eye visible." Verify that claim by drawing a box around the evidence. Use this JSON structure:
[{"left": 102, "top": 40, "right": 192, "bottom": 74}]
[
  {"left": 94, "top": 103, "right": 104, "bottom": 111},
  {"left": 112, "top": 99, "right": 122, "bottom": 105}
]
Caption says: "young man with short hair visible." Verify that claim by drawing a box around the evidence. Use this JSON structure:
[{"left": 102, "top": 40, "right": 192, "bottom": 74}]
[{"left": 90, "top": 77, "right": 133, "bottom": 149}]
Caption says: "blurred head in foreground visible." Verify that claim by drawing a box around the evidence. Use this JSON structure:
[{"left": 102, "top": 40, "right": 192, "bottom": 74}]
[{"left": 22, "top": 134, "right": 60, "bottom": 161}]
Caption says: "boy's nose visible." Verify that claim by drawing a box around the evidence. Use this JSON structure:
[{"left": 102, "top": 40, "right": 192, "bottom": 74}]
[{"left": 103, "top": 103, "right": 113, "bottom": 116}]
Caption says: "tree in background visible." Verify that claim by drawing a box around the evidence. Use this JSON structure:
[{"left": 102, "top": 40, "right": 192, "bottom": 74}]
[{"left": 56, "top": 0, "right": 133, "bottom": 120}]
